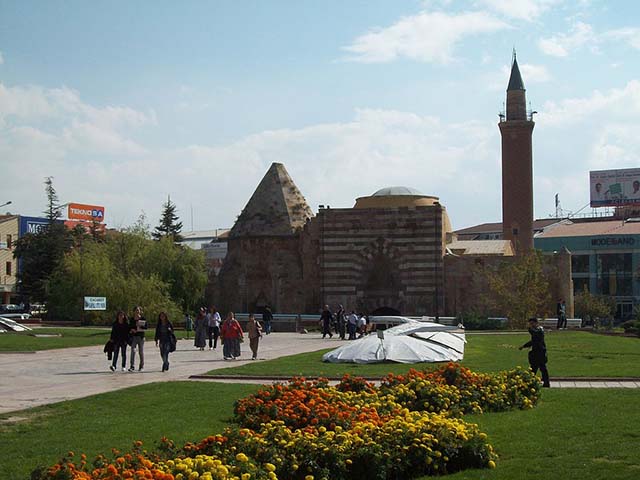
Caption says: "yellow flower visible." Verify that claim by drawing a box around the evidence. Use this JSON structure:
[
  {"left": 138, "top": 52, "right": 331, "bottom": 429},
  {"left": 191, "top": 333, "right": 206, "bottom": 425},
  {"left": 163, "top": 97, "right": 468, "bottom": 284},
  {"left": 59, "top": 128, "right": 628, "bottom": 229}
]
[
  {"left": 236, "top": 453, "right": 249, "bottom": 463},
  {"left": 265, "top": 463, "right": 276, "bottom": 472},
  {"left": 488, "top": 460, "right": 497, "bottom": 469}
]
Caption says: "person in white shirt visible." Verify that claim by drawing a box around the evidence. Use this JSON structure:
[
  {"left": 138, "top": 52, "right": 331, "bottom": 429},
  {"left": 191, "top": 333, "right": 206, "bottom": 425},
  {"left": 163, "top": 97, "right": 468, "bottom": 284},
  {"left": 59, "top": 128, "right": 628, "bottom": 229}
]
[
  {"left": 347, "top": 311, "right": 358, "bottom": 340},
  {"left": 208, "top": 306, "right": 222, "bottom": 350}
]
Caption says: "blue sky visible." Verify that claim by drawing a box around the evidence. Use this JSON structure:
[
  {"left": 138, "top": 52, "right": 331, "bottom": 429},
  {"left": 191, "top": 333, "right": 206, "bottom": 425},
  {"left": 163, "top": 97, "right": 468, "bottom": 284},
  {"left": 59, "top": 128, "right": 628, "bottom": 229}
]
[{"left": 2, "top": 0, "right": 640, "bottom": 231}]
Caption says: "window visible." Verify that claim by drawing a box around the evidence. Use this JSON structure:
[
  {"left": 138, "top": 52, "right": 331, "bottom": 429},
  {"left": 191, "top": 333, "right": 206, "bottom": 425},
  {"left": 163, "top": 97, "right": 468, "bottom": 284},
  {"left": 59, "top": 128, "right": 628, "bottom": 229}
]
[
  {"left": 5, "top": 261, "right": 11, "bottom": 276},
  {"left": 596, "top": 253, "right": 633, "bottom": 296},
  {"left": 573, "top": 278, "right": 589, "bottom": 295},
  {"left": 571, "top": 255, "right": 590, "bottom": 274},
  {"left": 6, "top": 234, "right": 12, "bottom": 249}
]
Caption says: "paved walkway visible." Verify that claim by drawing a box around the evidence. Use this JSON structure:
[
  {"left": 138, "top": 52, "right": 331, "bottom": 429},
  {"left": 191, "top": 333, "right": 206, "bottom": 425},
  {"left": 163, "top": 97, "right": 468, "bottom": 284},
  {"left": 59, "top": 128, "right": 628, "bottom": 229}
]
[
  {"left": 0, "top": 333, "right": 338, "bottom": 414},
  {"left": 1, "top": 333, "right": 638, "bottom": 414}
]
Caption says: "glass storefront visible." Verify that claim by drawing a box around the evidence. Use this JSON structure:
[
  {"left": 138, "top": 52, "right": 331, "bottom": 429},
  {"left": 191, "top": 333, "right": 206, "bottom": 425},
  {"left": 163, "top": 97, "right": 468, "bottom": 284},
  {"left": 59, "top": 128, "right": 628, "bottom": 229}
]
[{"left": 596, "top": 253, "right": 633, "bottom": 296}]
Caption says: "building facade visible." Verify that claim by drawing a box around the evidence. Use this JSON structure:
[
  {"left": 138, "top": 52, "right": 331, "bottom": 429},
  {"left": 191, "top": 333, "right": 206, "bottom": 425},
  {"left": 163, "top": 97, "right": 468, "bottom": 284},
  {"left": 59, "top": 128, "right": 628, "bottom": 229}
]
[
  {"left": 0, "top": 216, "right": 19, "bottom": 304},
  {"left": 535, "top": 220, "right": 640, "bottom": 319}
]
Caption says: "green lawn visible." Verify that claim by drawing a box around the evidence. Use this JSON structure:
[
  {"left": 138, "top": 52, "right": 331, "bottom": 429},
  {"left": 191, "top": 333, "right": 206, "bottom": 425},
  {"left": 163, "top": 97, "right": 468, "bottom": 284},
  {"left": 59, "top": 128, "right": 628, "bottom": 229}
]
[
  {"left": 0, "top": 327, "right": 111, "bottom": 351},
  {"left": 443, "top": 389, "right": 640, "bottom": 480},
  {"left": 0, "top": 382, "right": 259, "bottom": 479},
  {"left": 0, "top": 327, "right": 195, "bottom": 352},
  {"left": 1, "top": 383, "right": 638, "bottom": 480},
  {"left": 204, "top": 331, "right": 640, "bottom": 378}
]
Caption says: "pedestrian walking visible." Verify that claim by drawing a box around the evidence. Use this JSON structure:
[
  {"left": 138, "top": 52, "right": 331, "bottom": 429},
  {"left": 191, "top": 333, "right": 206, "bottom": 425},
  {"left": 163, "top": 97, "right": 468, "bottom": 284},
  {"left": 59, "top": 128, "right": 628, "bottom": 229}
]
[
  {"left": 347, "top": 310, "right": 358, "bottom": 340},
  {"left": 184, "top": 313, "right": 193, "bottom": 339},
  {"left": 320, "top": 305, "right": 334, "bottom": 339},
  {"left": 221, "top": 312, "right": 244, "bottom": 360},
  {"left": 336, "top": 305, "right": 346, "bottom": 340},
  {"left": 262, "top": 305, "right": 273, "bottom": 335},
  {"left": 128, "top": 306, "right": 147, "bottom": 372},
  {"left": 556, "top": 299, "right": 567, "bottom": 330},
  {"left": 193, "top": 307, "right": 207, "bottom": 351},
  {"left": 208, "top": 306, "right": 221, "bottom": 349},
  {"left": 519, "top": 317, "right": 551, "bottom": 388},
  {"left": 109, "top": 310, "right": 130, "bottom": 372},
  {"left": 155, "top": 311, "right": 175, "bottom": 372},
  {"left": 357, "top": 314, "right": 367, "bottom": 338},
  {"left": 247, "top": 313, "right": 263, "bottom": 360}
]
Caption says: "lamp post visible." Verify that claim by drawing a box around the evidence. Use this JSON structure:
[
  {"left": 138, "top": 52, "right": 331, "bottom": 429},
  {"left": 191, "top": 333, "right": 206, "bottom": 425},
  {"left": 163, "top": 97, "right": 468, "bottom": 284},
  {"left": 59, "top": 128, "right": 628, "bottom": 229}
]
[{"left": 0, "top": 201, "right": 12, "bottom": 209}]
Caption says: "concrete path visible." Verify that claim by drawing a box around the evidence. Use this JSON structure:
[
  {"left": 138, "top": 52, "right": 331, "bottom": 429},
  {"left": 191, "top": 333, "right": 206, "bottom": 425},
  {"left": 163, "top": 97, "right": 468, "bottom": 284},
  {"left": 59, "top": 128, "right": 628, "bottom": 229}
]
[
  {"left": 2, "top": 333, "right": 639, "bottom": 414},
  {"left": 0, "top": 333, "right": 339, "bottom": 414}
]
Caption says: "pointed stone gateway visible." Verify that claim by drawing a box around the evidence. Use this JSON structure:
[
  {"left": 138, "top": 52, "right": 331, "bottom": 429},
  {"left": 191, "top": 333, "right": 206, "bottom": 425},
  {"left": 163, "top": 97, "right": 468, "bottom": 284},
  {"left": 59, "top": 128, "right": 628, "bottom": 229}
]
[{"left": 230, "top": 163, "right": 313, "bottom": 238}]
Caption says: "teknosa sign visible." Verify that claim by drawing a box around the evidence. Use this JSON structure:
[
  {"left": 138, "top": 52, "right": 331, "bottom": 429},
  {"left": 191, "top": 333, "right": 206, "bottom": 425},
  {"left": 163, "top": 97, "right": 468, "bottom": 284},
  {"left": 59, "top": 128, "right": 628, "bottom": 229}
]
[{"left": 67, "top": 203, "right": 105, "bottom": 222}]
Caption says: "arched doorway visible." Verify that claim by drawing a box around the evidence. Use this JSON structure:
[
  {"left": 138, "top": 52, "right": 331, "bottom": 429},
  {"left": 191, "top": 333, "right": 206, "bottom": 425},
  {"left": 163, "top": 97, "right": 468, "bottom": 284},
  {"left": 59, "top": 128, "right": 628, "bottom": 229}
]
[{"left": 370, "top": 306, "right": 401, "bottom": 316}]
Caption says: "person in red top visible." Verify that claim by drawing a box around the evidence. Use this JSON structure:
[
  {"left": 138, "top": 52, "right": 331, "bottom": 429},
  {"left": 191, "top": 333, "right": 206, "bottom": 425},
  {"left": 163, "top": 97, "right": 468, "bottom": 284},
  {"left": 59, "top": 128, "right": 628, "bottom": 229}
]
[{"left": 221, "top": 312, "right": 244, "bottom": 360}]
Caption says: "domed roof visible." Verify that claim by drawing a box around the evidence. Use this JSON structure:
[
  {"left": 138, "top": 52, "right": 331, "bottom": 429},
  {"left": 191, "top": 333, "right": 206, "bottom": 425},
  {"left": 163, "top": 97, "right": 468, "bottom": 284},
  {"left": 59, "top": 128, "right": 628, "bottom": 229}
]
[
  {"left": 355, "top": 186, "right": 440, "bottom": 210},
  {"left": 371, "top": 186, "right": 424, "bottom": 197}
]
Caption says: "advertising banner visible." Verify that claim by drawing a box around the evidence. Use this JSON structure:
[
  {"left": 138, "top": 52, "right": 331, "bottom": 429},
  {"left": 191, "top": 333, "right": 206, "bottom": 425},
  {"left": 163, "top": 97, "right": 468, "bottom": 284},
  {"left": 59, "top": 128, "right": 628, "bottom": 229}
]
[
  {"left": 84, "top": 296, "right": 107, "bottom": 311},
  {"left": 590, "top": 168, "right": 640, "bottom": 207},
  {"left": 68, "top": 203, "right": 105, "bottom": 222},
  {"left": 18, "top": 216, "right": 54, "bottom": 236}
]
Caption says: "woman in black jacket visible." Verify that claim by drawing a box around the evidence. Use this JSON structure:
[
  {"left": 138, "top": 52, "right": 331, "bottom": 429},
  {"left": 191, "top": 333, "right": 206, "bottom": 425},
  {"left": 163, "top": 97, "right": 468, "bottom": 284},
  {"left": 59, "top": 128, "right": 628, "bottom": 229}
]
[
  {"left": 155, "top": 311, "right": 175, "bottom": 372},
  {"left": 110, "top": 311, "right": 130, "bottom": 372}
]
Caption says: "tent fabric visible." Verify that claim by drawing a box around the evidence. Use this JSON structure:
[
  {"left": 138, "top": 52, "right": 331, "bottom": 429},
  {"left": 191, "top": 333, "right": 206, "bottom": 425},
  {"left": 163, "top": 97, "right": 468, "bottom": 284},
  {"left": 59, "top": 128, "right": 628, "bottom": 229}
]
[{"left": 322, "top": 319, "right": 466, "bottom": 364}]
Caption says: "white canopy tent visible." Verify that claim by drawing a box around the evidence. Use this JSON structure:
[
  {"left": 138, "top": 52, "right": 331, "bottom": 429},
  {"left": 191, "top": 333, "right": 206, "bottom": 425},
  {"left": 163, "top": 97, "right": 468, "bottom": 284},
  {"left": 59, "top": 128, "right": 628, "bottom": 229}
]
[{"left": 322, "top": 319, "right": 466, "bottom": 364}]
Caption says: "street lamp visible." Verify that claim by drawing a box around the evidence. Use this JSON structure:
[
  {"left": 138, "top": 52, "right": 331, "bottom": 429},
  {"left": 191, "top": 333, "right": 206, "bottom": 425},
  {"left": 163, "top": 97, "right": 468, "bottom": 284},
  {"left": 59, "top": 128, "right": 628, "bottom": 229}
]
[{"left": 0, "top": 201, "right": 12, "bottom": 209}]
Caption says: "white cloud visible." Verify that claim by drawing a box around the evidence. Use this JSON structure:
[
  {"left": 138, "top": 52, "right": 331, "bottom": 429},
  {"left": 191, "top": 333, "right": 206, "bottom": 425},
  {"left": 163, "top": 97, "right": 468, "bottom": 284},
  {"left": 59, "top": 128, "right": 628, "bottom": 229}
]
[
  {"left": 605, "top": 27, "right": 640, "bottom": 50},
  {"left": 478, "top": 0, "right": 557, "bottom": 20},
  {"left": 539, "top": 80, "right": 640, "bottom": 126},
  {"left": 0, "top": 82, "right": 153, "bottom": 154},
  {"left": 342, "top": 11, "right": 509, "bottom": 63},
  {"left": 538, "top": 21, "right": 594, "bottom": 56},
  {"left": 1, "top": 94, "right": 503, "bottom": 230}
]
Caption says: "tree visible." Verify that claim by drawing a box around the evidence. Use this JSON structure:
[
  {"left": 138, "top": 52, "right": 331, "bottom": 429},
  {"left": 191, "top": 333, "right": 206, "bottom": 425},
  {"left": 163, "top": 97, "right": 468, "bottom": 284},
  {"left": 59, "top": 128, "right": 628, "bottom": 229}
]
[
  {"left": 153, "top": 196, "right": 183, "bottom": 242},
  {"left": 13, "top": 177, "right": 73, "bottom": 301},
  {"left": 486, "top": 250, "right": 552, "bottom": 329},
  {"left": 574, "top": 286, "right": 615, "bottom": 329},
  {"left": 43, "top": 176, "right": 61, "bottom": 222}
]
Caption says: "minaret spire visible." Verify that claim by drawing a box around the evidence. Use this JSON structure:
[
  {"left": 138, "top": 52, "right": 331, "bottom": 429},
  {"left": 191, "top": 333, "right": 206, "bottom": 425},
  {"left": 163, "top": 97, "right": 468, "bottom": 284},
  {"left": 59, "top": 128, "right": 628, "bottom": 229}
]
[{"left": 499, "top": 51, "right": 535, "bottom": 254}]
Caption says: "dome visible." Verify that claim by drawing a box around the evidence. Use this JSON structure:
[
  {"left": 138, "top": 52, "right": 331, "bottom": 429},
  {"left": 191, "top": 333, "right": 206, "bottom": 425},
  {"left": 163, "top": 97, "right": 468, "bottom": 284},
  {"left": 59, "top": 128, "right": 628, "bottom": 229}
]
[
  {"left": 354, "top": 186, "right": 439, "bottom": 209},
  {"left": 371, "top": 186, "right": 424, "bottom": 197}
]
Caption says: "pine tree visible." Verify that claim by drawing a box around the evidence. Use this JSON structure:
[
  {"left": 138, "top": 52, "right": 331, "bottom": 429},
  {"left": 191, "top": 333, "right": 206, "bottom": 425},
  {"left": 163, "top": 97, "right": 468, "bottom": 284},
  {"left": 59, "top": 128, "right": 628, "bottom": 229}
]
[
  {"left": 44, "top": 176, "right": 61, "bottom": 222},
  {"left": 153, "top": 195, "right": 183, "bottom": 242}
]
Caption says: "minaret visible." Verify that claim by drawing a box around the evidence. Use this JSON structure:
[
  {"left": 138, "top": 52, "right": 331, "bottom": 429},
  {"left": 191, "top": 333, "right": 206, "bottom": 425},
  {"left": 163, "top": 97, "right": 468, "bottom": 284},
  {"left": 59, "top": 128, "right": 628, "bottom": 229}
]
[{"left": 499, "top": 51, "right": 535, "bottom": 253}]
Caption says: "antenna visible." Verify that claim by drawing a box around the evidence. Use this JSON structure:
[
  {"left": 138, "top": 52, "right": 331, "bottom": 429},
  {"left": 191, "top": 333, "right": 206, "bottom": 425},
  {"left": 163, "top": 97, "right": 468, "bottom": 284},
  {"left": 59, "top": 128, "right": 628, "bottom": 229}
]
[
  {"left": 190, "top": 204, "right": 194, "bottom": 232},
  {"left": 512, "top": 47, "right": 516, "bottom": 64}
]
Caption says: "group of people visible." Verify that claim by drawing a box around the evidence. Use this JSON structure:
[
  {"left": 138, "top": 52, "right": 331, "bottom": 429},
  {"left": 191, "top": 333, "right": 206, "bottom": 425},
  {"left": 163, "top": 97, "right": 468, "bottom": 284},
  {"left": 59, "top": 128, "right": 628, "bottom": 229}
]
[
  {"left": 109, "top": 306, "right": 265, "bottom": 371},
  {"left": 108, "top": 306, "right": 175, "bottom": 373},
  {"left": 189, "top": 307, "right": 263, "bottom": 360},
  {"left": 320, "top": 305, "right": 368, "bottom": 340}
]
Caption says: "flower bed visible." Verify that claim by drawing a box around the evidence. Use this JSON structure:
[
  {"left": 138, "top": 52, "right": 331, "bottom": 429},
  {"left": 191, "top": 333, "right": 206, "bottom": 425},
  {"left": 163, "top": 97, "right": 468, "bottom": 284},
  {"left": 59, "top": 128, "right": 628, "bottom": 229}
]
[{"left": 35, "top": 364, "right": 539, "bottom": 480}]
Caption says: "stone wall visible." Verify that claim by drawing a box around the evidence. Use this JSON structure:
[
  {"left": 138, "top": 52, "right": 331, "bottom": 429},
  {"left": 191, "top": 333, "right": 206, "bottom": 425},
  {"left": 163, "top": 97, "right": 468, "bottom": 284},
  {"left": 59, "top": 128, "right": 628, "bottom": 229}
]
[
  {"left": 443, "top": 251, "right": 572, "bottom": 319},
  {"left": 215, "top": 236, "right": 308, "bottom": 314},
  {"left": 307, "top": 205, "right": 445, "bottom": 316}
]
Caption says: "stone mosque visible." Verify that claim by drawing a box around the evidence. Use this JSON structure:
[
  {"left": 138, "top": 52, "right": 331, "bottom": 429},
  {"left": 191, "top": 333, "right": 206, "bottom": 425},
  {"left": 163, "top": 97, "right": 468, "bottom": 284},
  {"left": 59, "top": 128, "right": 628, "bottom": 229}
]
[{"left": 212, "top": 55, "right": 572, "bottom": 317}]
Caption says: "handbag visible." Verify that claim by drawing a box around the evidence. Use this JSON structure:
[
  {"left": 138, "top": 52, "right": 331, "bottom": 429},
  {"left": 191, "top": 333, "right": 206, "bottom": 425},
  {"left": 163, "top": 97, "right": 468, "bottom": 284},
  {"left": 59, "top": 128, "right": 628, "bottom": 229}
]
[{"left": 169, "top": 332, "right": 177, "bottom": 352}]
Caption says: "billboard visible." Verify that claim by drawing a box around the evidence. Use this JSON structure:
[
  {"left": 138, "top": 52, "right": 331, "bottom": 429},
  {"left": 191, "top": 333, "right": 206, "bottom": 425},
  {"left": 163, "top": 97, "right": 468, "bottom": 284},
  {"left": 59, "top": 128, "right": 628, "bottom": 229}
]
[
  {"left": 18, "top": 216, "right": 57, "bottom": 236},
  {"left": 590, "top": 168, "right": 640, "bottom": 208},
  {"left": 68, "top": 203, "right": 105, "bottom": 222}
]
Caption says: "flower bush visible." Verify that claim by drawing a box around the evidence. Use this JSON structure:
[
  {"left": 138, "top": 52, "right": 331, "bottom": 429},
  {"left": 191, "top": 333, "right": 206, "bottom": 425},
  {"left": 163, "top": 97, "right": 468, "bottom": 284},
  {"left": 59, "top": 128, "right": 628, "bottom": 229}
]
[{"left": 34, "top": 364, "right": 539, "bottom": 480}]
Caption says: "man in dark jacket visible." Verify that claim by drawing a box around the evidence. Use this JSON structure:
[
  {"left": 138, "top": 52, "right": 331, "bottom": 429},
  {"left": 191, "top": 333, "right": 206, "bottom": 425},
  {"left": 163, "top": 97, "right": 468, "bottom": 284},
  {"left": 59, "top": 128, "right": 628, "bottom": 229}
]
[
  {"left": 519, "top": 317, "right": 550, "bottom": 387},
  {"left": 319, "top": 305, "right": 333, "bottom": 339}
]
